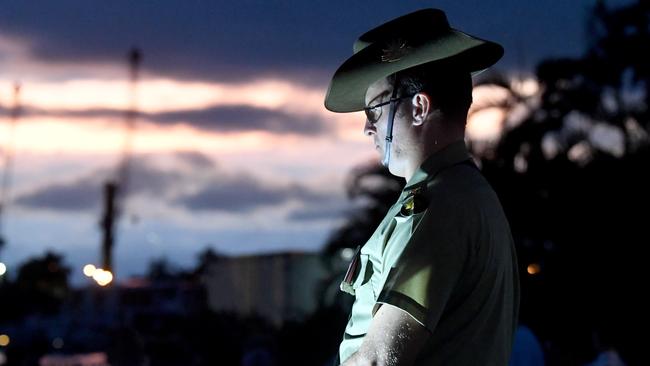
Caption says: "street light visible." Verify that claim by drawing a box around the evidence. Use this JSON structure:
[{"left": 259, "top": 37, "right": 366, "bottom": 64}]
[
  {"left": 92, "top": 268, "right": 113, "bottom": 286},
  {"left": 83, "top": 264, "right": 96, "bottom": 277},
  {"left": 83, "top": 264, "right": 113, "bottom": 286}
]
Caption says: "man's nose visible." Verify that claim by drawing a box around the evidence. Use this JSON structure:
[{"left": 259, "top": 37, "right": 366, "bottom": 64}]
[{"left": 363, "top": 119, "right": 376, "bottom": 136}]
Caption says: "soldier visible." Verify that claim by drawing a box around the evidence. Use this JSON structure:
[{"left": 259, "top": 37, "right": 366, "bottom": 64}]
[{"left": 325, "top": 9, "right": 520, "bottom": 366}]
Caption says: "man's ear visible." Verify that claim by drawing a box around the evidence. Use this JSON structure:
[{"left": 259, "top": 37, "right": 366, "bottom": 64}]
[{"left": 411, "top": 92, "right": 431, "bottom": 126}]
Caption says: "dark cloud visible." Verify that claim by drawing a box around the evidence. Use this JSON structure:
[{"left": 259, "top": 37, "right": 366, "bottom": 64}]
[
  {"left": 150, "top": 105, "right": 329, "bottom": 135},
  {"left": 13, "top": 155, "right": 188, "bottom": 212},
  {"left": 15, "top": 153, "right": 335, "bottom": 214},
  {"left": 36, "top": 107, "right": 128, "bottom": 119},
  {"left": 14, "top": 177, "right": 102, "bottom": 211},
  {"left": 287, "top": 205, "right": 349, "bottom": 222},
  {"left": 0, "top": 0, "right": 370, "bottom": 83},
  {"left": 122, "top": 158, "right": 185, "bottom": 197},
  {"left": 13, "top": 105, "right": 330, "bottom": 136},
  {"left": 176, "top": 178, "right": 287, "bottom": 212},
  {"left": 288, "top": 184, "right": 335, "bottom": 204},
  {"left": 176, "top": 177, "right": 333, "bottom": 213},
  {"left": 172, "top": 151, "right": 217, "bottom": 170},
  {"left": 0, "top": 0, "right": 589, "bottom": 82}
]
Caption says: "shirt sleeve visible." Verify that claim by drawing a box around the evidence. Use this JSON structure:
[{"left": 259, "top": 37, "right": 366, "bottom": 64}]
[{"left": 376, "top": 197, "right": 471, "bottom": 333}]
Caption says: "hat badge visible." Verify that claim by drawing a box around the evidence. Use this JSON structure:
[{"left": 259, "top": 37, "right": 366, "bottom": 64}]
[{"left": 381, "top": 38, "right": 411, "bottom": 63}]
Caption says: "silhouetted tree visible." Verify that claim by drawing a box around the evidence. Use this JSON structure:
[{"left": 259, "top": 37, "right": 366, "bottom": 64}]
[
  {"left": 146, "top": 257, "right": 178, "bottom": 282},
  {"left": 194, "top": 246, "right": 227, "bottom": 276},
  {"left": 0, "top": 251, "right": 71, "bottom": 320},
  {"left": 477, "top": 2, "right": 650, "bottom": 364}
]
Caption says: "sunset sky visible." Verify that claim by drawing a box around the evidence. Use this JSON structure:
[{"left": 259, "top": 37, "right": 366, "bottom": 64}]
[{"left": 0, "top": 0, "right": 631, "bottom": 284}]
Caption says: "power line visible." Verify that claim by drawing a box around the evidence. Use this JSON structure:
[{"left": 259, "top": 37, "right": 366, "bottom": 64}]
[{"left": 0, "top": 83, "right": 21, "bottom": 255}]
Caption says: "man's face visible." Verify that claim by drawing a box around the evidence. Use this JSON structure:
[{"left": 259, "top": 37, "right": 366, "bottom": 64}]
[{"left": 363, "top": 78, "right": 415, "bottom": 177}]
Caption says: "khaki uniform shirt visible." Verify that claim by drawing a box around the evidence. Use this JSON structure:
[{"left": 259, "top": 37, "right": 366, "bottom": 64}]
[{"left": 338, "top": 141, "right": 520, "bottom": 366}]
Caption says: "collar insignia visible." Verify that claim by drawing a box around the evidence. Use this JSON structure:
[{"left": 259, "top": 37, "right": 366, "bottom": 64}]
[{"left": 400, "top": 186, "right": 428, "bottom": 216}]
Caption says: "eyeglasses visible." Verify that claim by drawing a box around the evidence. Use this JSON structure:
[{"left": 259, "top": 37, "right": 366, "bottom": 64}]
[{"left": 363, "top": 94, "right": 414, "bottom": 124}]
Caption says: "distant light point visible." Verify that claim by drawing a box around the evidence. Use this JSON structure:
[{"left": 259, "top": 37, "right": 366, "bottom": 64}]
[
  {"left": 93, "top": 269, "right": 113, "bottom": 286},
  {"left": 83, "top": 264, "right": 96, "bottom": 277},
  {"left": 527, "top": 263, "right": 541, "bottom": 275},
  {"left": 340, "top": 248, "right": 354, "bottom": 261}
]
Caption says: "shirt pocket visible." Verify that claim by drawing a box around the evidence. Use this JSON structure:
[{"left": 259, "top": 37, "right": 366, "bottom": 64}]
[
  {"left": 344, "top": 254, "right": 376, "bottom": 336},
  {"left": 380, "top": 211, "right": 427, "bottom": 275}
]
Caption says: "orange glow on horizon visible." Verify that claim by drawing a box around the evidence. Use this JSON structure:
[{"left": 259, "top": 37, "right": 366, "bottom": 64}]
[
  {"left": 1, "top": 77, "right": 332, "bottom": 114},
  {"left": 0, "top": 75, "right": 366, "bottom": 155},
  {"left": 1, "top": 76, "right": 520, "bottom": 156},
  {"left": 1, "top": 117, "right": 311, "bottom": 154}
]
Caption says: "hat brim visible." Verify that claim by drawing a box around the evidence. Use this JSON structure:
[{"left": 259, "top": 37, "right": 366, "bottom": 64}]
[{"left": 324, "top": 29, "right": 504, "bottom": 113}]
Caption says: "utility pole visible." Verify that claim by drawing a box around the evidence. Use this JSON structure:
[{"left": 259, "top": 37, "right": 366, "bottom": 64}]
[
  {"left": 100, "top": 181, "right": 118, "bottom": 273},
  {"left": 117, "top": 48, "right": 141, "bottom": 199},
  {"left": 98, "top": 48, "right": 141, "bottom": 282}
]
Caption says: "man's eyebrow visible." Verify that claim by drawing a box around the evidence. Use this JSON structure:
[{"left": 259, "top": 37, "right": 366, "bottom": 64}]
[{"left": 366, "top": 90, "right": 390, "bottom": 108}]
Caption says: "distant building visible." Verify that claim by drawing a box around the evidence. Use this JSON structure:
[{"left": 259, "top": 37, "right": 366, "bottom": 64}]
[
  {"left": 201, "top": 252, "right": 328, "bottom": 325},
  {"left": 2, "top": 251, "right": 339, "bottom": 365}
]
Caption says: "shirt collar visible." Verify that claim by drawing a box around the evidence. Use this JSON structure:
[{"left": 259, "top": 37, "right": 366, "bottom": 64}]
[{"left": 403, "top": 140, "right": 472, "bottom": 192}]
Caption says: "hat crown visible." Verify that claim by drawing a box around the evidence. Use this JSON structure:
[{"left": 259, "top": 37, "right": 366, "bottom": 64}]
[
  {"left": 353, "top": 9, "right": 450, "bottom": 54},
  {"left": 325, "top": 8, "right": 503, "bottom": 112}
]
